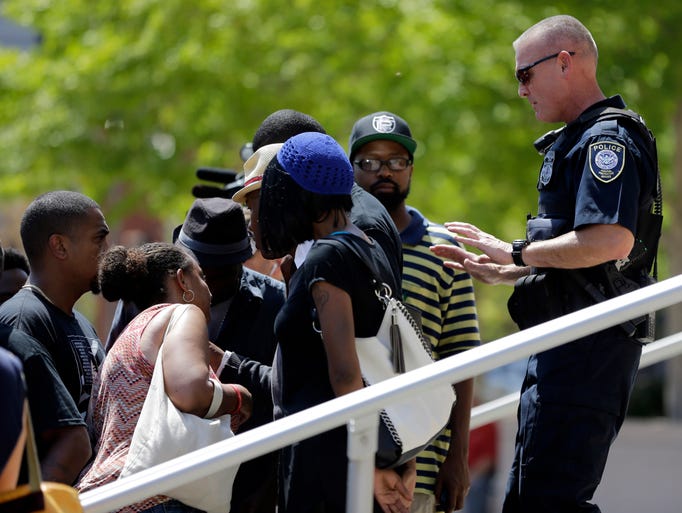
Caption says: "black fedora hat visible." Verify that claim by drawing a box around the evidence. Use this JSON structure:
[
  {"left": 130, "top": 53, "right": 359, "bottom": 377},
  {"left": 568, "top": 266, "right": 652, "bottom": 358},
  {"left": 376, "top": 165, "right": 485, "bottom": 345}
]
[{"left": 174, "top": 197, "right": 253, "bottom": 266}]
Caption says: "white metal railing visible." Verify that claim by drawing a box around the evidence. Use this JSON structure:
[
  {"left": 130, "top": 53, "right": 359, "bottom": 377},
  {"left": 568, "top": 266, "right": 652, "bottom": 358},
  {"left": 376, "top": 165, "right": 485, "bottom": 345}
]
[
  {"left": 469, "top": 331, "right": 682, "bottom": 429},
  {"left": 79, "top": 274, "right": 682, "bottom": 513}
]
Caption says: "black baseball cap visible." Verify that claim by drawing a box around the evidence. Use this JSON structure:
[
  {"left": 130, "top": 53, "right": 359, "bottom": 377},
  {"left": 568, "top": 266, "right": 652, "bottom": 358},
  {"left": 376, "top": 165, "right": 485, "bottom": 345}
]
[{"left": 348, "top": 111, "right": 417, "bottom": 159}]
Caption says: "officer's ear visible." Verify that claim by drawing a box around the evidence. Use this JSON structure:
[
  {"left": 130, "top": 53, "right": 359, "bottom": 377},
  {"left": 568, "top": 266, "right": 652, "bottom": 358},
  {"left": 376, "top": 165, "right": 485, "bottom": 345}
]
[{"left": 558, "top": 50, "right": 572, "bottom": 74}]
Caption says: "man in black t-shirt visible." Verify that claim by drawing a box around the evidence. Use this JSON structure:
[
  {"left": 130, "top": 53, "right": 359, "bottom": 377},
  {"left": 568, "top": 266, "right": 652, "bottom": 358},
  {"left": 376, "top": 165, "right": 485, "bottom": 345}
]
[{"left": 0, "top": 190, "right": 110, "bottom": 485}]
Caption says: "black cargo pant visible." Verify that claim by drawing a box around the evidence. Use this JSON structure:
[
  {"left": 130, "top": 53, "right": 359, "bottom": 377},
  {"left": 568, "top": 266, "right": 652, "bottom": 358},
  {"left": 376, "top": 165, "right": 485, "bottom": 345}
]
[{"left": 501, "top": 325, "right": 642, "bottom": 513}]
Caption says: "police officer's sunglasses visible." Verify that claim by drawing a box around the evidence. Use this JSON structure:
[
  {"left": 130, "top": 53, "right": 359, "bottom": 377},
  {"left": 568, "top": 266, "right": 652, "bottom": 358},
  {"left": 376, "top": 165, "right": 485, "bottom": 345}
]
[{"left": 515, "top": 51, "right": 575, "bottom": 85}]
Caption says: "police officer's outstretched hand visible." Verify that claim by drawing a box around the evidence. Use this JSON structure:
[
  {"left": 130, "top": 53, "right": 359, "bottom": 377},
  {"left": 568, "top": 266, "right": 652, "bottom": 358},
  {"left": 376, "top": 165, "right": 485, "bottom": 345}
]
[
  {"left": 444, "top": 222, "right": 513, "bottom": 262},
  {"left": 431, "top": 222, "right": 525, "bottom": 286}
]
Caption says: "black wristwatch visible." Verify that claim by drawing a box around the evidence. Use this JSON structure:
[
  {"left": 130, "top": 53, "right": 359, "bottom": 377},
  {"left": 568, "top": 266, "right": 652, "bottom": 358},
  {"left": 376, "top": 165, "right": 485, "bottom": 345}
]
[{"left": 511, "top": 239, "right": 530, "bottom": 267}]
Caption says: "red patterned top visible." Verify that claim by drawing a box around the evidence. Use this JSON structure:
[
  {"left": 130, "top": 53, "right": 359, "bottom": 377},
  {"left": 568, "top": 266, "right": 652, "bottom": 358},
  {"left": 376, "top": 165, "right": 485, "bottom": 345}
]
[{"left": 77, "top": 304, "right": 172, "bottom": 512}]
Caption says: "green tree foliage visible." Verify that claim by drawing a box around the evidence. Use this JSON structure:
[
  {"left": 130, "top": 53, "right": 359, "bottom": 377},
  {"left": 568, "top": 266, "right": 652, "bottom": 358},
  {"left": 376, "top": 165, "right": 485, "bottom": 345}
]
[{"left": 1, "top": 0, "right": 679, "bottom": 339}]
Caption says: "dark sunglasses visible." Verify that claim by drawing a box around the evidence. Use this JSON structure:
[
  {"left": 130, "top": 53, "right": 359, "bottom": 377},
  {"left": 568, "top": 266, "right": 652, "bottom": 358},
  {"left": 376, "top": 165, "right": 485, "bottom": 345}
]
[{"left": 515, "top": 51, "right": 575, "bottom": 85}]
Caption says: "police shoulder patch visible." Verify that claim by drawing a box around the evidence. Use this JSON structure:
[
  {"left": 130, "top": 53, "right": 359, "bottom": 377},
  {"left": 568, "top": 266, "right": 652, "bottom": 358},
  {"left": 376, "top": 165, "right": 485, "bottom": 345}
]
[
  {"left": 589, "top": 141, "right": 625, "bottom": 183},
  {"left": 539, "top": 150, "right": 555, "bottom": 186}
]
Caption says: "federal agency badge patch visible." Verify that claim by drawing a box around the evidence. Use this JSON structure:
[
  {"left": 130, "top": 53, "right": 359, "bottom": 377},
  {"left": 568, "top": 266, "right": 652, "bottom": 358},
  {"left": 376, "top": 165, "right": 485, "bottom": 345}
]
[
  {"left": 539, "top": 150, "right": 555, "bottom": 186},
  {"left": 589, "top": 141, "right": 625, "bottom": 183}
]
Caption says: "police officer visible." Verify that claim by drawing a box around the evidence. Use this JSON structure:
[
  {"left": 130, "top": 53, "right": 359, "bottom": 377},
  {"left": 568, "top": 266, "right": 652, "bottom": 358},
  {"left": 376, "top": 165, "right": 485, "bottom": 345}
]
[{"left": 431, "top": 15, "right": 659, "bottom": 513}]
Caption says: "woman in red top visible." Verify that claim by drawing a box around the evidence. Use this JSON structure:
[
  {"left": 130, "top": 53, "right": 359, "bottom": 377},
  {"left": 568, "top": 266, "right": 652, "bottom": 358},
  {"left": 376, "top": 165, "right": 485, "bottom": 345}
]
[{"left": 77, "top": 243, "right": 252, "bottom": 512}]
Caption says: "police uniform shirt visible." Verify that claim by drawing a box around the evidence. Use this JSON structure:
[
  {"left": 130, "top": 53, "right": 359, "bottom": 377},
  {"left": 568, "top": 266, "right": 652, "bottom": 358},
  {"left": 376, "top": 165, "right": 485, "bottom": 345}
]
[{"left": 531, "top": 95, "right": 656, "bottom": 244}]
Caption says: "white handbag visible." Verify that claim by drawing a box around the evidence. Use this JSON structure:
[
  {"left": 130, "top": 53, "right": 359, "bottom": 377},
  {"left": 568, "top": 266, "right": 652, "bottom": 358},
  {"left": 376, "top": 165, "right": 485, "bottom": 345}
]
[
  {"left": 356, "top": 287, "right": 457, "bottom": 468},
  {"left": 318, "top": 236, "right": 457, "bottom": 469},
  {"left": 119, "top": 304, "right": 238, "bottom": 513}
]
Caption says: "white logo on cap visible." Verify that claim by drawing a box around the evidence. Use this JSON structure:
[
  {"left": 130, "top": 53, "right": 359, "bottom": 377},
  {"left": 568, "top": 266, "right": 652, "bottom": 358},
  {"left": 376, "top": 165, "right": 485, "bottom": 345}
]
[{"left": 372, "top": 115, "right": 396, "bottom": 133}]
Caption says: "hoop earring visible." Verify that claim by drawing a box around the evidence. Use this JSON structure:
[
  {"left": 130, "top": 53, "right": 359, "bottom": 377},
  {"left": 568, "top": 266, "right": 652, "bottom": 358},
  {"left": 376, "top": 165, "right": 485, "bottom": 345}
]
[{"left": 182, "top": 289, "right": 195, "bottom": 303}]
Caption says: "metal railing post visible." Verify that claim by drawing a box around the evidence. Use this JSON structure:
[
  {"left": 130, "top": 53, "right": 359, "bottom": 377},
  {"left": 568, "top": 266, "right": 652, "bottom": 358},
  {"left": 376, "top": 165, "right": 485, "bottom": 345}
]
[{"left": 346, "top": 413, "right": 380, "bottom": 513}]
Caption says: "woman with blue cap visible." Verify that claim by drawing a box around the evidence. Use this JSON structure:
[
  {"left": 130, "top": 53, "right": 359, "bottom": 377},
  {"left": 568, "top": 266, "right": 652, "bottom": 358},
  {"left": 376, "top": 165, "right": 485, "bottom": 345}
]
[{"left": 259, "top": 132, "right": 415, "bottom": 513}]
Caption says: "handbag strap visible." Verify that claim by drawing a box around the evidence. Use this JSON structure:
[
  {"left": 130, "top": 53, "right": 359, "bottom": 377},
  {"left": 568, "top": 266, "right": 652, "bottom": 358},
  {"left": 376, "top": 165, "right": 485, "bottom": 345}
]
[
  {"left": 323, "top": 235, "right": 424, "bottom": 330},
  {"left": 24, "top": 405, "right": 42, "bottom": 494},
  {"left": 164, "top": 304, "right": 191, "bottom": 338},
  {"left": 318, "top": 234, "right": 416, "bottom": 373},
  {"left": 318, "top": 234, "right": 391, "bottom": 298},
  {"left": 311, "top": 235, "right": 393, "bottom": 332},
  {"left": 158, "top": 304, "right": 191, "bottom": 358},
  {"left": 322, "top": 232, "right": 427, "bottom": 332},
  {"left": 0, "top": 403, "right": 46, "bottom": 513}
]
